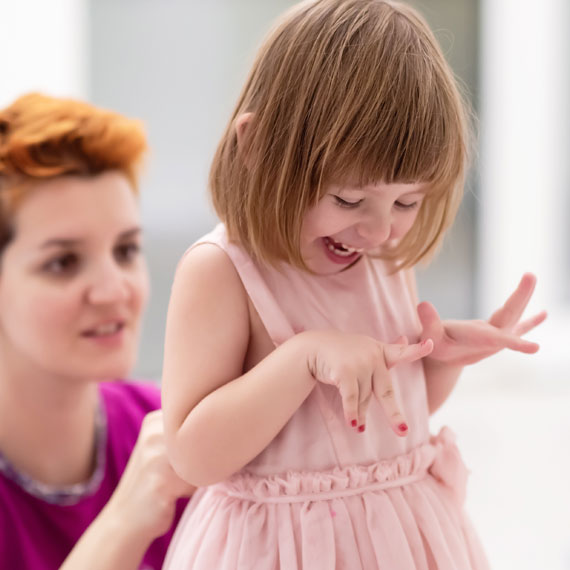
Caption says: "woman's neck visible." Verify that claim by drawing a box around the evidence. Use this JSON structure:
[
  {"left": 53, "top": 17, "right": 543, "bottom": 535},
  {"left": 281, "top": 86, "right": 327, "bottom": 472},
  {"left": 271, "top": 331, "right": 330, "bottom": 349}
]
[{"left": 0, "top": 362, "right": 100, "bottom": 487}]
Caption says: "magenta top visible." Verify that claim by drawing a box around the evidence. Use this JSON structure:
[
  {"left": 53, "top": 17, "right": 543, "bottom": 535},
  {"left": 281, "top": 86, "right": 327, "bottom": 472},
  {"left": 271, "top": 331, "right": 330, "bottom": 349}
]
[{"left": 0, "top": 381, "right": 187, "bottom": 570}]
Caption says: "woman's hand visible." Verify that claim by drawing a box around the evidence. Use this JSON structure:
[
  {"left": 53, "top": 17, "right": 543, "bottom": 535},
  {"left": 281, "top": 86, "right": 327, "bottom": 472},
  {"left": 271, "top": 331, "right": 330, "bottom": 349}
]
[
  {"left": 60, "top": 410, "right": 194, "bottom": 570},
  {"left": 305, "top": 330, "right": 433, "bottom": 436},
  {"left": 417, "top": 273, "right": 547, "bottom": 367},
  {"left": 104, "top": 409, "right": 195, "bottom": 541}
]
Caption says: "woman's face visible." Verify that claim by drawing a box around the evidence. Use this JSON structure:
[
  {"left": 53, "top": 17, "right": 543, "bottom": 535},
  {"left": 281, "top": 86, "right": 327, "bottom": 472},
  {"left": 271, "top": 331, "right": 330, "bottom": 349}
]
[{"left": 0, "top": 171, "right": 149, "bottom": 382}]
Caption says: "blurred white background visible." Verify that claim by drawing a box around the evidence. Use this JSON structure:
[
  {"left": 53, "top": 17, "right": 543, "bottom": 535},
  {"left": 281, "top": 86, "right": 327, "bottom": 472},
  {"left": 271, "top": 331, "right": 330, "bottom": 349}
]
[{"left": 2, "top": 0, "right": 569, "bottom": 567}]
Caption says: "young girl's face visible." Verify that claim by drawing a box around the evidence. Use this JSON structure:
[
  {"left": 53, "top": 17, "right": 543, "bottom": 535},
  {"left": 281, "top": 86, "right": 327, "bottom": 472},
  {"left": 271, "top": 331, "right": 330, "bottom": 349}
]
[
  {"left": 0, "top": 171, "right": 149, "bottom": 383},
  {"left": 300, "top": 181, "right": 426, "bottom": 274}
]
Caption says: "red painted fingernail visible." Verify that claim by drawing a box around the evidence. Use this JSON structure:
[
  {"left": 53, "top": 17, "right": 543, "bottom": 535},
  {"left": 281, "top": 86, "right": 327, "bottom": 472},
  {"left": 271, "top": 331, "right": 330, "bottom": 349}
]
[
  {"left": 358, "top": 424, "right": 366, "bottom": 432},
  {"left": 398, "top": 423, "right": 408, "bottom": 432},
  {"left": 351, "top": 420, "right": 357, "bottom": 427}
]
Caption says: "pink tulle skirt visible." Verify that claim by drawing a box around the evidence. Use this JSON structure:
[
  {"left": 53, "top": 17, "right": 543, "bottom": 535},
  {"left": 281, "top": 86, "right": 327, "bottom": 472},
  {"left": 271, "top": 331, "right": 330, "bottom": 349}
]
[{"left": 164, "top": 429, "right": 489, "bottom": 569}]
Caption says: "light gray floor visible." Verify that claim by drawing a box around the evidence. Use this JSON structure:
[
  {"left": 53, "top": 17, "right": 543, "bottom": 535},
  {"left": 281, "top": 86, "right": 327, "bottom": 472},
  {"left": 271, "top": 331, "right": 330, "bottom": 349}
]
[{"left": 432, "top": 332, "right": 570, "bottom": 570}]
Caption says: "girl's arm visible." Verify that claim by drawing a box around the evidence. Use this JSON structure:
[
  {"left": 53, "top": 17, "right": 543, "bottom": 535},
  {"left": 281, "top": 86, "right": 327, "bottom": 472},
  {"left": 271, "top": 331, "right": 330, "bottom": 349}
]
[
  {"left": 404, "top": 270, "right": 463, "bottom": 414},
  {"left": 163, "top": 246, "right": 433, "bottom": 486},
  {"left": 421, "top": 357, "right": 463, "bottom": 414},
  {"left": 161, "top": 244, "right": 317, "bottom": 487}
]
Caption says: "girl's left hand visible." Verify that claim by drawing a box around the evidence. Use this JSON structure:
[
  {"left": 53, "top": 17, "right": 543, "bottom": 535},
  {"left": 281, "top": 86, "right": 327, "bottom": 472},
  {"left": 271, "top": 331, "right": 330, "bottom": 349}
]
[{"left": 417, "top": 273, "right": 547, "bottom": 367}]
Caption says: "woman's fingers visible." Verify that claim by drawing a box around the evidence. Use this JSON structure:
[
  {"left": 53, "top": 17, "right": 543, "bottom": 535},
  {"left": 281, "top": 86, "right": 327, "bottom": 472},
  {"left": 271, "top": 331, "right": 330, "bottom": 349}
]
[
  {"left": 488, "top": 273, "right": 536, "bottom": 329},
  {"left": 372, "top": 370, "right": 408, "bottom": 437}
]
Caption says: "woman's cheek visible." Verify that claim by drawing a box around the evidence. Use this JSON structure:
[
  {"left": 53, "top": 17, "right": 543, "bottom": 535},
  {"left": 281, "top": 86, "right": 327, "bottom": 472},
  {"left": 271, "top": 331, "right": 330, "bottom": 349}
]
[{"left": 30, "top": 295, "right": 74, "bottom": 336}]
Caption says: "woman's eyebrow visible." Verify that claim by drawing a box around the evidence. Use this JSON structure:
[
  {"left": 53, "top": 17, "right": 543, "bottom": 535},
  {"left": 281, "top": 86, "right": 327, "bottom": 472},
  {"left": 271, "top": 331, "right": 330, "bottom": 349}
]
[
  {"left": 40, "top": 227, "right": 141, "bottom": 249},
  {"left": 40, "top": 237, "right": 83, "bottom": 249},
  {"left": 117, "top": 227, "right": 142, "bottom": 240}
]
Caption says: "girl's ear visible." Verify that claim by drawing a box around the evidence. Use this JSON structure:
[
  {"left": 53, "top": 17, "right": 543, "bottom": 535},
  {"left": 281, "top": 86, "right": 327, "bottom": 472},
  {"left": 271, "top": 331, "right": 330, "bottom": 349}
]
[{"left": 235, "top": 112, "right": 254, "bottom": 166}]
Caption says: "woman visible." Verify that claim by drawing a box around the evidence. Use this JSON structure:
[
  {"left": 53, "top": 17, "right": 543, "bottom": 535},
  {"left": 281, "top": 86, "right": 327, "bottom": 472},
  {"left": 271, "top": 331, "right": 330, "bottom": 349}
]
[{"left": 0, "top": 93, "right": 192, "bottom": 569}]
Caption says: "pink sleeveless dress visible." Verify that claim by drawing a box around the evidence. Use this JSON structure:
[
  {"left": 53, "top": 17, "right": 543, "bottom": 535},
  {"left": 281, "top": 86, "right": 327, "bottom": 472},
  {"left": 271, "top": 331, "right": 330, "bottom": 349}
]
[{"left": 164, "top": 224, "right": 489, "bottom": 569}]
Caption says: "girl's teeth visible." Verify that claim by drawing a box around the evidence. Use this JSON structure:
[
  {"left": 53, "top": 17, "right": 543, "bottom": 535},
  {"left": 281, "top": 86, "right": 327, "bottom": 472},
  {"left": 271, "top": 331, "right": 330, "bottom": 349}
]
[{"left": 326, "top": 239, "right": 364, "bottom": 256}]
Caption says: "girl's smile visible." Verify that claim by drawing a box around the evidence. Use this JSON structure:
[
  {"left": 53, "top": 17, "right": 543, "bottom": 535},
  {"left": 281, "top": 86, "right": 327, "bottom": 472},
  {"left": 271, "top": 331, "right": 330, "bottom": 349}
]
[
  {"left": 300, "top": 181, "right": 426, "bottom": 274},
  {"left": 322, "top": 236, "right": 364, "bottom": 265}
]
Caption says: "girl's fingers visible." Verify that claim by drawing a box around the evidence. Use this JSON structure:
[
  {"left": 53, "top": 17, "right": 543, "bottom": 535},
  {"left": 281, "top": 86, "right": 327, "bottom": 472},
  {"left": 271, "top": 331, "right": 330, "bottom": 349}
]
[
  {"left": 513, "top": 310, "right": 547, "bottom": 337},
  {"left": 488, "top": 328, "right": 540, "bottom": 354},
  {"left": 392, "top": 335, "right": 409, "bottom": 345},
  {"left": 488, "top": 273, "right": 536, "bottom": 329},
  {"left": 357, "top": 387, "right": 372, "bottom": 432},
  {"left": 372, "top": 370, "right": 408, "bottom": 437},
  {"left": 337, "top": 376, "right": 360, "bottom": 428},
  {"left": 416, "top": 301, "right": 445, "bottom": 339},
  {"left": 384, "top": 339, "right": 433, "bottom": 369}
]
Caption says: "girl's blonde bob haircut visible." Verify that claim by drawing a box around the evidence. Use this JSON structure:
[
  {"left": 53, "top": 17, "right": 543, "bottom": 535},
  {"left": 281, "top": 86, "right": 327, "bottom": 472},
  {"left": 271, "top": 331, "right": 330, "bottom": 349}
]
[{"left": 210, "top": 0, "right": 472, "bottom": 269}]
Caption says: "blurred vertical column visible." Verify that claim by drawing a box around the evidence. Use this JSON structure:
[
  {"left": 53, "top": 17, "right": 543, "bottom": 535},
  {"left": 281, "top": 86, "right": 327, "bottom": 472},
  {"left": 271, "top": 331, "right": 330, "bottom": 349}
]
[
  {"left": 478, "top": 0, "right": 569, "bottom": 316},
  {"left": 0, "top": 0, "right": 88, "bottom": 106}
]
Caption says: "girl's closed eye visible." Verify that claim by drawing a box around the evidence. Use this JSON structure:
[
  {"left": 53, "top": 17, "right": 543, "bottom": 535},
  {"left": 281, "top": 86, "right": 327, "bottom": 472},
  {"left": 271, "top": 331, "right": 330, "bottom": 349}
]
[
  {"left": 394, "top": 200, "right": 419, "bottom": 210},
  {"left": 43, "top": 252, "right": 80, "bottom": 276},
  {"left": 333, "top": 195, "right": 364, "bottom": 208},
  {"left": 114, "top": 241, "right": 141, "bottom": 264}
]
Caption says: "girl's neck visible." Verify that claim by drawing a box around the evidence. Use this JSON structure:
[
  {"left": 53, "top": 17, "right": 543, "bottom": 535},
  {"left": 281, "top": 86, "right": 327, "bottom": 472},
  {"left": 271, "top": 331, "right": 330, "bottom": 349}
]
[{"left": 0, "top": 358, "right": 100, "bottom": 487}]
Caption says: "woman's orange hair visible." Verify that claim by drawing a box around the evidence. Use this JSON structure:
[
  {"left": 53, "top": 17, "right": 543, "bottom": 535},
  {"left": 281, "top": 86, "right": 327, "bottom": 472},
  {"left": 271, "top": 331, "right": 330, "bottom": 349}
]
[{"left": 0, "top": 92, "right": 147, "bottom": 250}]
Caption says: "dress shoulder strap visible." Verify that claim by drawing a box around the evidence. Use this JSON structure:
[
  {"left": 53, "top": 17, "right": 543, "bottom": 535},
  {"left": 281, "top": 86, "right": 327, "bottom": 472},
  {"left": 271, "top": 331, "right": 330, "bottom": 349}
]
[{"left": 190, "top": 224, "right": 295, "bottom": 347}]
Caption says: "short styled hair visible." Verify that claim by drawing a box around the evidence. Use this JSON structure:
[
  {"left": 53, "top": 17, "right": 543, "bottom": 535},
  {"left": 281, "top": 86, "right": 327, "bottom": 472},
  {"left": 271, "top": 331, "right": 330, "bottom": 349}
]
[
  {"left": 210, "top": 0, "right": 472, "bottom": 269},
  {"left": 0, "top": 92, "right": 147, "bottom": 251}
]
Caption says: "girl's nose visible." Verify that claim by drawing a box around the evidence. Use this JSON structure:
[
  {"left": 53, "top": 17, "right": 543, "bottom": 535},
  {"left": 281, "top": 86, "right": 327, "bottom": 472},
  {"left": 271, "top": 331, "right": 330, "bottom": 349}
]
[
  {"left": 86, "top": 263, "right": 130, "bottom": 305},
  {"left": 357, "top": 213, "right": 391, "bottom": 248}
]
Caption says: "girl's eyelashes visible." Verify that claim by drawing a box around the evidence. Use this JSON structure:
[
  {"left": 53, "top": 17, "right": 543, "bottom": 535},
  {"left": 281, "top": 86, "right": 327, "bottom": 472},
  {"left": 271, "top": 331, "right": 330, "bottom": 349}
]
[
  {"left": 333, "top": 195, "right": 363, "bottom": 208},
  {"left": 394, "top": 200, "right": 419, "bottom": 210},
  {"left": 114, "top": 242, "right": 141, "bottom": 264},
  {"left": 333, "top": 195, "right": 420, "bottom": 210}
]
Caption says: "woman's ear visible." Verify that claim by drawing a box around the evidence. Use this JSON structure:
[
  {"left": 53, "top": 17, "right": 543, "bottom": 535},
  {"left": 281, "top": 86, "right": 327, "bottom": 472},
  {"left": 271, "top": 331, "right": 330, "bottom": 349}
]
[{"left": 235, "top": 112, "right": 254, "bottom": 166}]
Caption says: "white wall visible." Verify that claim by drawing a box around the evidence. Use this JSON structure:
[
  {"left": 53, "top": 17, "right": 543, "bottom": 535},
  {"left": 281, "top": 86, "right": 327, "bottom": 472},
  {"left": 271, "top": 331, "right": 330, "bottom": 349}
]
[
  {"left": 0, "top": 0, "right": 88, "bottom": 106},
  {"left": 478, "top": 0, "right": 570, "bottom": 386}
]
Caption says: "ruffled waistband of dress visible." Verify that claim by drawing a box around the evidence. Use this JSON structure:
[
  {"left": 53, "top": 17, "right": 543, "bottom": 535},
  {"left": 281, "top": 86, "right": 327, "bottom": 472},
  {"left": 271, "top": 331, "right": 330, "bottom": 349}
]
[{"left": 212, "top": 427, "right": 468, "bottom": 505}]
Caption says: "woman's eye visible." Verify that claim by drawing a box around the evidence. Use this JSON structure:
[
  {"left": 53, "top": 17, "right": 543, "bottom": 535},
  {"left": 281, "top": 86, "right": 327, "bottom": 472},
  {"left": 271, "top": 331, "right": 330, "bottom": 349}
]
[
  {"left": 394, "top": 200, "right": 419, "bottom": 210},
  {"left": 333, "top": 196, "right": 363, "bottom": 208},
  {"left": 44, "top": 253, "right": 79, "bottom": 275},
  {"left": 114, "top": 242, "right": 140, "bottom": 264}
]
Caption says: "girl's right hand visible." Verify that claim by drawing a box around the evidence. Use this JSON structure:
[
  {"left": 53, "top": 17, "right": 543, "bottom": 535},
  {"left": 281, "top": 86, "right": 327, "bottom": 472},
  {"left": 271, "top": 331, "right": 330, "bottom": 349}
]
[{"left": 303, "top": 331, "right": 433, "bottom": 436}]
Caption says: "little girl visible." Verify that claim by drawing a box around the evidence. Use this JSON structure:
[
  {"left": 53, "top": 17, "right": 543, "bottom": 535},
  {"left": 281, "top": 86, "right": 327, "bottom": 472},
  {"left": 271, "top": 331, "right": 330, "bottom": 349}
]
[{"left": 162, "top": 1, "right": 545, "bottom": 568}]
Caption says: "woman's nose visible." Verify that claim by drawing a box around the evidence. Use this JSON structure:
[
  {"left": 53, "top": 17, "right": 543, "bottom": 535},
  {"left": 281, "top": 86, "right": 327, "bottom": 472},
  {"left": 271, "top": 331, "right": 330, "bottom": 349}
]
[{"left": 86, "top": 262, "right": 130, "bottom": 305}]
